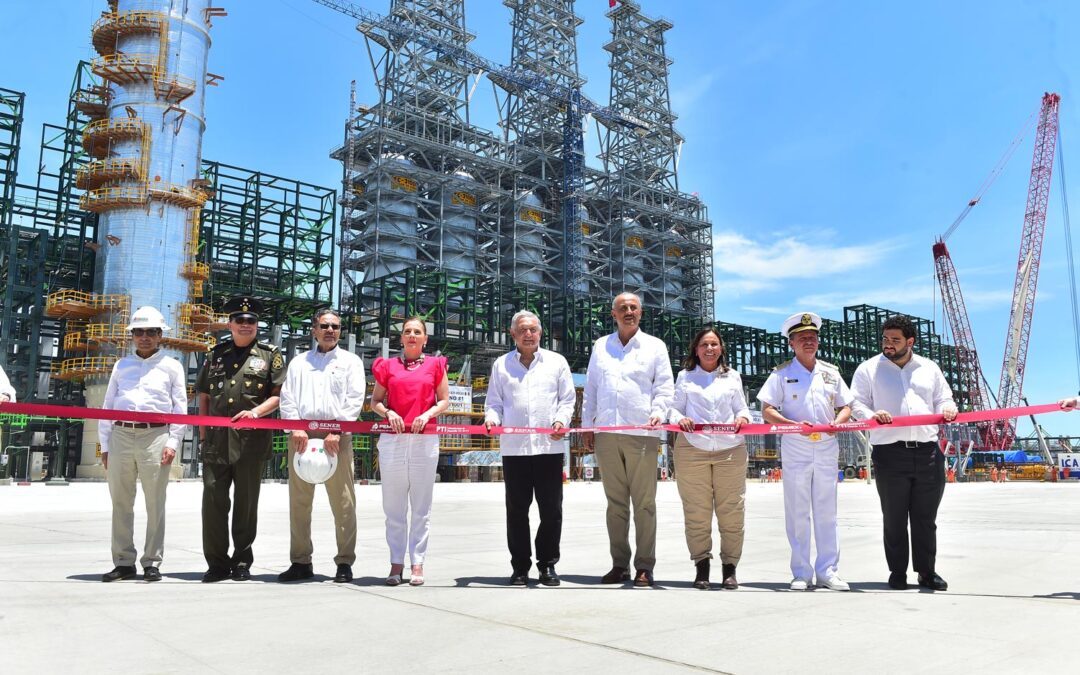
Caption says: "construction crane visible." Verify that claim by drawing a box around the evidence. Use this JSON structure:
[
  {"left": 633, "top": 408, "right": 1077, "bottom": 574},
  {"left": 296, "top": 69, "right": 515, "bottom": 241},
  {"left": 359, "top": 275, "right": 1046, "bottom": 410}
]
[
  {"left": 311, "top": 0, "right": 648, "bottom": 296},
  {"left": 933, "top": 92, "right": 1061, "bottom": 451}
]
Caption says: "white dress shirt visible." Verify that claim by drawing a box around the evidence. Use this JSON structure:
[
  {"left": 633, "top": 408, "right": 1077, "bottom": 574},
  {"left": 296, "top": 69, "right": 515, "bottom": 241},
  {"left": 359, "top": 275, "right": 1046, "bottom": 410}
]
[
  {"left": 850, "top": 352, "right": 955, "bottom": 445},
  {"left": 484, "top": 347, "right": 576, "bottom": 456},
  {"left": 0, "top": 365, "right": 15, "bottom": 401},
  {"left": 99, "top": 351, "right": 188, "bottom": 454},
  {"left": 582, "top": 330, "right": 675, "bottom": 437},
  {"left": 669, "top": 366, "right": 751, "bottom": 451},
  {"left": 279, "top": 345, "right": 366, "bottom": 423}
]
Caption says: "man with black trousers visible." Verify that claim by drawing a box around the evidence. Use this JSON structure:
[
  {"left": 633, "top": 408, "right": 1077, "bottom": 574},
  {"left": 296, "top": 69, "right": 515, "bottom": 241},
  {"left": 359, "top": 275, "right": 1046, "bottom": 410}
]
[
  {"left": 484, "top": 310, "right": 576, "bottom": 586},
  {"left": 851, "top": 315, "right": 958, "bottom": 591}
]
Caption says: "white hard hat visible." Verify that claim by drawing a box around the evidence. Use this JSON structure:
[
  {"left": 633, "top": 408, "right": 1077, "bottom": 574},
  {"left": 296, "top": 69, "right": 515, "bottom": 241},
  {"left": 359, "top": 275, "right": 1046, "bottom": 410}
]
[
  {"left": 126, "top": 306, "right": 171, "bottom": 331},
  {"left": 292, "top": 438, "right": 338, "bottom": 484}
]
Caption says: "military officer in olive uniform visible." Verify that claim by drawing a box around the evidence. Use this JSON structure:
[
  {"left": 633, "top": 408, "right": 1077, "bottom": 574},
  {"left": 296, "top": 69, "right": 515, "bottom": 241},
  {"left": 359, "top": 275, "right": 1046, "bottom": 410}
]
[{"left": 197, "top": 297, "right": 286, "bottom": 582}]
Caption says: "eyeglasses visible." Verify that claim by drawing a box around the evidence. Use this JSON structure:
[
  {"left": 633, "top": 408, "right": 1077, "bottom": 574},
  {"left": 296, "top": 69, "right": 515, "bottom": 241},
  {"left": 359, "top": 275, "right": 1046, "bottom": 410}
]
[
  {"left": 131, "top": 328, "right": 160, "bottom": 337},
  {"left": 318, "top": 323, "right": 341, "bottom": 331},
  {"left": 231, "top": 316, "right": 258, "bottom": 325}
]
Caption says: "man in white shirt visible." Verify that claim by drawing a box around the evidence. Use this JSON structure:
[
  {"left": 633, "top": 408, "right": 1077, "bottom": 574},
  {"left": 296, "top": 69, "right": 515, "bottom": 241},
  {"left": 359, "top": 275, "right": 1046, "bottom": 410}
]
[
  {"left": 0, "top": 362, "right": 16, "bottom": 403},
  {"left": 582, "top": 292, "right": 674, "bottom": 587},
  {"left": 99, "top": 306, "right": 188, "bottom": 583},
  {"left": 850, "top": 314, "right": 958, "bottom": 592},
  {"left": 757, "top": 312, "right": 853, "bottom": 592},
  {"left": 278, "top": 309, "right": 366, "bottom": 583},
  {"left": 485, "top": 310, "right": 576, "bottom": 587}
]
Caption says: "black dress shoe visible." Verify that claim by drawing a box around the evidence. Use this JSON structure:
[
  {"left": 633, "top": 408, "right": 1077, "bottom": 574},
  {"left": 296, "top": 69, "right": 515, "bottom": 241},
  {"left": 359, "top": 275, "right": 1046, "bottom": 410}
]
[
  {"left": 334, "top": 564, "right": 353, "bottom": 583},
  {"left": 538, "top": 566, "right": 561, "bottom": 587},
  {"left": 509, "top": 573, "right": 528, "bottom": 586},
  {"left": 693, "top": 559, "right": 710, "bottom": 590},
  {"left": 277, "top": 562, "right": 314, "bottom": 582},
  {"left": 101, "top": 566, "right": 137, "bottom": 583},
  {"left": 202, "top": 567, "right": 231, "bottom": 583},
  {"left": 721, "top": 563, "right": 738, "bottom": 590},
  {"left": 888, "top": 572, "right": 909, "bottom": 590},
  {"left": 917, "top": 573, "right": 948, "bottom": 591},
  {"left": 634, "top": 569, "right": 654, "bottom": 587},
  {"left": 143, "top": 566, "right": 162, "bottom": 582},
  {"left": 600, "top": 566, "right": 630, "bottom": 584},
  {"left": 231, "top": 563, "right": 251, "bottom": 581}
]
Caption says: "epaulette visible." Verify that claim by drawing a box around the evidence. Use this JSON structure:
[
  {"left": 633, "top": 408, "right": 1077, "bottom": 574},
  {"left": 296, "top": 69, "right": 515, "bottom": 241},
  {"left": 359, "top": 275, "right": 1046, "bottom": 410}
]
[
  {"left": 772, "top": 359, "right": 792, "bottom": 372},
  {"left": 818, "top": 360, "right": 839, "bottom": 371}
]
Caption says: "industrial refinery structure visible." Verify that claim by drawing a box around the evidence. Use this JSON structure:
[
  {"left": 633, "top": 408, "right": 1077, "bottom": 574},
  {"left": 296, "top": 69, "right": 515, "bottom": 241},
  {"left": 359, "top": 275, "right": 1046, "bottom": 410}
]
[{"left": 0, "top": 0, "right": 989, "bottom": 481}]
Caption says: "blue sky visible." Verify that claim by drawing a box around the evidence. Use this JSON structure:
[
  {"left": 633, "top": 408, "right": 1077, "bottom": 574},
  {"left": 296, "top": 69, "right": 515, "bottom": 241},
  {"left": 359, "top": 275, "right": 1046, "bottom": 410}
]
[{"left": 2, "top": 0, "right": 1079, "bottom": 436}]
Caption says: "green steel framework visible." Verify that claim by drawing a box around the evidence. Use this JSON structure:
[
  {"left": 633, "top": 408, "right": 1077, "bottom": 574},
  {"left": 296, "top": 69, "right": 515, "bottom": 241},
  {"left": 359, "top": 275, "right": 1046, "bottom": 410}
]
[{"left": 0, "top": 63, "right": 337, "bottom": 477}]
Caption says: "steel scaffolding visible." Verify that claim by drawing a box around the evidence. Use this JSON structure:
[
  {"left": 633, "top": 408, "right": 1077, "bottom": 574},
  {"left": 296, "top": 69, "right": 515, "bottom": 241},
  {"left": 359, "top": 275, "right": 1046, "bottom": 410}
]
[{"left": 0, "top": 87, "right": 23, "bottom": 228}]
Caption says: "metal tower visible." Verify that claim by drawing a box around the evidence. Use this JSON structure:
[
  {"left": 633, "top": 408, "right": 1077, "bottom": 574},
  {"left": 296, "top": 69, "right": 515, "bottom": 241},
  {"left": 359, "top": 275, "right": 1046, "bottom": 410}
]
[{"left": 599, "top": 0, "right": 713, "bottom": 318}]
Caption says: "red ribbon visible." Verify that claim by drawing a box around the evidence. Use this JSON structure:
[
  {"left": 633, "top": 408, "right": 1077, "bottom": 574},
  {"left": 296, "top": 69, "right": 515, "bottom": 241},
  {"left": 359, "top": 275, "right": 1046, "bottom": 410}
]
[{"left": 0, "top": 401, "right": 1065, "bottom": 436}]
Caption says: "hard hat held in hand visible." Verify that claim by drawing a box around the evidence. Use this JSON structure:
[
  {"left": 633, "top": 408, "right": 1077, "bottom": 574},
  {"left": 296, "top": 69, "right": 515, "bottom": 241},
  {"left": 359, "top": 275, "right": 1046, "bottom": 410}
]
[
  {"left": 126, "top": 306, "right": 171, "bottom": 331},
  {"left": 293, "top": 438, "right": 338, "bottom": 484}
]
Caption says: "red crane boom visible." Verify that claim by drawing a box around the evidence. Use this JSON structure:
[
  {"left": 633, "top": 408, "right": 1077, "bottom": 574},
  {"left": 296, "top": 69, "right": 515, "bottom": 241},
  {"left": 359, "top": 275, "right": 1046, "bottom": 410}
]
[
  {"left": 933, "top": 92, "right": 1060, "bottom": 451},
  {"left": 992, "top": 92, "right": 1060, "bottom": 449}
]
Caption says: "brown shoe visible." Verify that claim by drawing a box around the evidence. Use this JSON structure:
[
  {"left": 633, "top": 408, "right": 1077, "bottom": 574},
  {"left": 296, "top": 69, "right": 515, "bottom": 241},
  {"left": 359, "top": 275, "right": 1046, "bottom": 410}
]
[
  {"left": 634, "top": 569, "right": 654, "bottom": 587},
  {"left": 721, "top": 563, "right": 738, "bottom": 590},
  {"left": 600, "top": 566, "right": 630, "bottom": 584}
]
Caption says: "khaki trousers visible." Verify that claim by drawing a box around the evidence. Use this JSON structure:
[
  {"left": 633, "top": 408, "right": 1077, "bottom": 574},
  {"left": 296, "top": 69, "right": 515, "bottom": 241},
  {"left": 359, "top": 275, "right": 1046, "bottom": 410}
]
[
  {"left": 595, "top": 432, "right": 659, "bottom": 570},
  {"left": 106, "top": 426, "right": 171, "bottom": 569},
  {"left": 288, "top": 434, "right": 357, "bottom": 566},
  {"left": 673, "top": 436, "right": 747, "bottom": 566}
]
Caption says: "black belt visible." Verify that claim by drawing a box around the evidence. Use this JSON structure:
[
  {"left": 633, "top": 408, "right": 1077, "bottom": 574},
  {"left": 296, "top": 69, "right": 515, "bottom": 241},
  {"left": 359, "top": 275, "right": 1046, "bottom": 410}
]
[
  {"left": 879, "top": 440, "right": 935, "bottom": 449},
  {"left": 114, "top": 421, "right": 168, "bottom": 429}
]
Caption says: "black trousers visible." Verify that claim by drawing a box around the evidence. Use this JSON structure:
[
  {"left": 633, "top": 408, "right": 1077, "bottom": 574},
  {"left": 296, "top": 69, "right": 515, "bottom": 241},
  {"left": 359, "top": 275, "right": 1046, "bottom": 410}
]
[
  {"left": 871, "top": 442, "right": 945, "bottom": 576},
  {"left": 202, "top": 453, "right": 267, "bottom": 571},
  {"left": 503, "top": 453, "right": 564, "bottom": 574}
]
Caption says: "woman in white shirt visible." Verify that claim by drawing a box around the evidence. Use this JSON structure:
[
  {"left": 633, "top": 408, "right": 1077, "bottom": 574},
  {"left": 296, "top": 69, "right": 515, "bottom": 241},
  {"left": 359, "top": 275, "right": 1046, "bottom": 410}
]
[{"left": 669, "top": 328, "right": 751, "bottom": 590}]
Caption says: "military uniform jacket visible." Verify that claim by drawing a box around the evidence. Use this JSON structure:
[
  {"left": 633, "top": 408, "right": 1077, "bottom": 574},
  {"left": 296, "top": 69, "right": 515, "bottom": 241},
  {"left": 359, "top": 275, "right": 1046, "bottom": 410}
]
[
  {"left": 196, "top": 339, "right": 286, "bottom": 464},
  {"left": 756, "top": 358, "right": 854, "bottom": 451}
]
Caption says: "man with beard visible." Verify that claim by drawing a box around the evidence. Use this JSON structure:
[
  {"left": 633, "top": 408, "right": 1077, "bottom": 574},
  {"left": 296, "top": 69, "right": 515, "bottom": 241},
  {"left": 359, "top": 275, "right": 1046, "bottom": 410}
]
[{"left": 850, "top": 315, "right": 957, "bottom": 591}]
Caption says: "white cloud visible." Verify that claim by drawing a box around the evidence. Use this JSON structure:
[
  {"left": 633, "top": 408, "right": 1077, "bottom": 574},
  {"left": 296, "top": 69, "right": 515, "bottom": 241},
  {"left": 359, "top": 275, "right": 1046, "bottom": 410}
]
[
  {"left": 671, "top": 73, "right": 718, "bottom": 114},
  {"left": 713, "top": 230, "right": 899, "bottom": 283},
  {"left": 740, "top": 305, "right": 792, "bottom": 315}
]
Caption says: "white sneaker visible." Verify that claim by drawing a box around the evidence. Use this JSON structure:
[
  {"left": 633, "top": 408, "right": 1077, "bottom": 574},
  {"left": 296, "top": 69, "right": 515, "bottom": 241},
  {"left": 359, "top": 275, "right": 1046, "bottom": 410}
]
[
  {"left": 790, "top": 577, "right": 810, "bottom": 591},
  {"left": 820, "top": 573, "right": 850, "bottom": 591}
]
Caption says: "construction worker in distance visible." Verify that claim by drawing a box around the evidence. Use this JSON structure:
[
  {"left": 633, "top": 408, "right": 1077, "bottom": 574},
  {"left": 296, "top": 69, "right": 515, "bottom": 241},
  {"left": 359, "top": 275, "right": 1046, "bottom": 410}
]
[
  {"left": 99, "top": 306, "right": 188, "bottom": 583},
  {"left": 757, "top": 312, "right": 854, "bottom": 592}
]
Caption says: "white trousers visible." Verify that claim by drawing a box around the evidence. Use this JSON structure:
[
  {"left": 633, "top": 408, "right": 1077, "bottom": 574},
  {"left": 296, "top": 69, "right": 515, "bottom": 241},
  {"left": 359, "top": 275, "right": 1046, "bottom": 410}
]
[
  {"left": 781, "top": 439, "right": 840, "bottom": 581},
  {"left": 106, "top": 427, "right": 171, "bottom": 569},
  {"left": 378, "top": 433, "right": 440, "bottom": 565}
]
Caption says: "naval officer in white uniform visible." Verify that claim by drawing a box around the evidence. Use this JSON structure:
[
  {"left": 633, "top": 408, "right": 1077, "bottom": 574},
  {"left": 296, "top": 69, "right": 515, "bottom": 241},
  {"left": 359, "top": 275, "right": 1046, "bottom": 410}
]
[{"left": 757, "top": 312, "right": 853, "bottom": 591}]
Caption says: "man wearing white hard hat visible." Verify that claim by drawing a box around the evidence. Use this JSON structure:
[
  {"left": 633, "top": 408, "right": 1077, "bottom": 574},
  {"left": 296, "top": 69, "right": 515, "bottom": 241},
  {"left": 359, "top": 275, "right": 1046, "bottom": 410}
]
[
  {"left": 757, "top": 312, "right": 853, "bottom": 591},
  {"left": 278, "top": 308, "right": 366, "bottom": 583},
  {"left": 99, "top": 306, "right": 188, "bottom": 583}
]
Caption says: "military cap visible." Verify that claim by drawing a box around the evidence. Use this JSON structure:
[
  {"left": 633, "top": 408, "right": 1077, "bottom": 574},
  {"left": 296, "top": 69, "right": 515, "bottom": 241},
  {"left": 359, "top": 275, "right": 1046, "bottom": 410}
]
[
  {"left": 782, "top": 311, "right": 822, "bottom": 337},
  {"left": 223, "top": 296, "right": 263, "bottom": 320}
]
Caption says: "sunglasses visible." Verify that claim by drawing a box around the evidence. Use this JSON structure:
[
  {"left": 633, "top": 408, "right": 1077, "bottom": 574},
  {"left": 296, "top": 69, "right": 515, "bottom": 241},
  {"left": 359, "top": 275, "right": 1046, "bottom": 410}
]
[
  {"left": 318, "top": 323, "right": 341, "bottom": 331},
  {"left": 231, "top": 316, "right": 258, "bottom": 325},
  {"left": 131, "top": 328, "right": 160, "bottom": 337}
]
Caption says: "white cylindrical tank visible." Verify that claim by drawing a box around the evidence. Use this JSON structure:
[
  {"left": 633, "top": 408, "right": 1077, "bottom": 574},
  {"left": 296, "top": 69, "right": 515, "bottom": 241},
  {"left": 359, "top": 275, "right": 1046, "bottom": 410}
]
[
  {"left": 621, "top": 217, "right": 646, "bottom": 287},
  {"left": 366, "top": 153, "right": 419, "bottom": 280},
  {"left": 514, "top": 191, "right": 545, "bottom": 285},
  {"left": 663, "top": 245, "right": 685, "bottom": 311},
  {"left": 441, "top": 170, "right": 478, "bottom": 274}
]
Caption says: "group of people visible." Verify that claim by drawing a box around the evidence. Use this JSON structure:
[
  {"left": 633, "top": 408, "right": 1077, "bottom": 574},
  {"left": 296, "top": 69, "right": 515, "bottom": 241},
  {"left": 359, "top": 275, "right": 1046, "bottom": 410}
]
[{"left": 88, "top": 291, "right": 1079, "bottom": 591}]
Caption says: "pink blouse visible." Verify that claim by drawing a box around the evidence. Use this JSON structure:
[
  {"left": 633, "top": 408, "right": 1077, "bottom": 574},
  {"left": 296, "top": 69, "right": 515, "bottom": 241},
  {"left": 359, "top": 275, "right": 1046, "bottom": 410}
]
[{"left": 372, "top": 355, "right": 448, "bottom": 427}]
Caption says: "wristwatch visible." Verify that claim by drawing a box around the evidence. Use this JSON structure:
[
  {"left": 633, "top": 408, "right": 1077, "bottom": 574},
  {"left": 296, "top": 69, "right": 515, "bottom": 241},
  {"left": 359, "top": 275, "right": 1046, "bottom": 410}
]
[{"left": 251, "top": 409, "right": 259, "bottom": 419}]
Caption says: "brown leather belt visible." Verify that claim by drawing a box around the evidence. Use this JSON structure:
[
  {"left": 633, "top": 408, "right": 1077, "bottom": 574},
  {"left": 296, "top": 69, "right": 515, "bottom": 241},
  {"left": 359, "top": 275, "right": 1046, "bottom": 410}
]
[{"left": 114, "top": 422, "right": 168, "bottom": 429}]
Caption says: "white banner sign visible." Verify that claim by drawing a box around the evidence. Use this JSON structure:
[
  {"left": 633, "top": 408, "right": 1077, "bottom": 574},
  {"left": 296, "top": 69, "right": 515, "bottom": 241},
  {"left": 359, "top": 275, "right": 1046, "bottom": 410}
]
[
  {"left": 448, "top": 385, "right": 473, "bottom": 414},
  {"left": 1059, "top": 453, "right": 1079, "bottom": 471}
]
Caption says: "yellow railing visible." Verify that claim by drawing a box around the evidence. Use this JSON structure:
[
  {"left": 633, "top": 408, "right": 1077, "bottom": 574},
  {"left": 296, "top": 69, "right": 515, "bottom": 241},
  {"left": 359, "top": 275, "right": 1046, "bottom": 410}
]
[
  {"left": 91, "top": 11, "right": 164, "bottom": 56},
  {"left": 148, "top": 184, "right": 207, "bottom": 209},
  {"left": 75, "top": 158, "right": 142, "bottom": 190},
  {"left": 180, "top": 261, "right": 211, "bottom": 280},
  {"left": 80, "top": 186, "right": 149, "bottom": 212},
  {"left": 51, "top": 356, "right": 118, "bottom": 381}
]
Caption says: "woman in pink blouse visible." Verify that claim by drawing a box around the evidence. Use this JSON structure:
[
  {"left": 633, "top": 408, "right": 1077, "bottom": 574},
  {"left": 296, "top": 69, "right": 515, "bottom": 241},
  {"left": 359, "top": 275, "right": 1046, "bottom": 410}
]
[
  {"left": 669, "top": 328, "right": 751, "bottom": 591},
  {"left": 370, "top": 317, "right": 450, "bottom": 586}
]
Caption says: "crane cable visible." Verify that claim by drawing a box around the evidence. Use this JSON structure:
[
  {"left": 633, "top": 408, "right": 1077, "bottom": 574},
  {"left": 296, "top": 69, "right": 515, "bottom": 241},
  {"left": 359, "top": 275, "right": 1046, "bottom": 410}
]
[
  {"left": 942, "top": 108, "right": 1040, "bottom": 242},
  {"left": 1057, "top": 129, "right": 1080, "bottom": 394}
]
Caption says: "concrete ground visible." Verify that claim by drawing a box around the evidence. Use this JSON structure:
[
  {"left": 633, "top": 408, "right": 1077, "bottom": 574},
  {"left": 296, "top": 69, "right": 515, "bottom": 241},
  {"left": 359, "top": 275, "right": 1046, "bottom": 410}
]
[{"left": 1, "top": 478, "right": 1077, "bottom": 674}]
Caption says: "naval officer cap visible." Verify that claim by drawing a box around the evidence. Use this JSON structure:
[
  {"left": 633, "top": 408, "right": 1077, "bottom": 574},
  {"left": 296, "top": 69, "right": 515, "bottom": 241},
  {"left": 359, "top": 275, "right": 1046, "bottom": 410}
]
[
  {"left": 782, "top": 311, "right": 822, "bottom": 337},
  {"left": 223, "top": 296, "right": 263, "bottom": 320}
]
